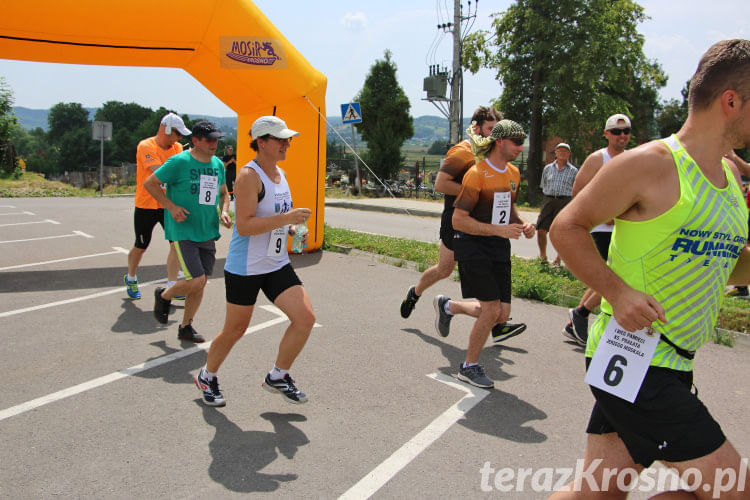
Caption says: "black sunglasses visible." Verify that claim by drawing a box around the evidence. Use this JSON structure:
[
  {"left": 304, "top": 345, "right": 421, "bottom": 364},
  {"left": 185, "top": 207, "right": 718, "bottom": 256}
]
[
  {"left": 608, "top": 128, "right": 631, "bottom": 136},
  {"left": 505, "top": 137, "right": 525, "bottom": 146}
]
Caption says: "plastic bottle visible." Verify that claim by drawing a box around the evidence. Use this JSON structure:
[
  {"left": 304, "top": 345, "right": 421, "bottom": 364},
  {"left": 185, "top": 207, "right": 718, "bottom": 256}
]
[{"left": 291, "top": 222, "right": 308, "bottom": 253}]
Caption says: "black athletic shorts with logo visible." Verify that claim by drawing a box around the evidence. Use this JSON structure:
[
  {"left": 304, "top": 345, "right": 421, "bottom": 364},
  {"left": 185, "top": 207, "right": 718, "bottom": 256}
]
[
  {"left": 133, "top": 207, "right": 164, "bottom": 249},
  {"left": 224, "top": 264, "right": 302, "bottom": 306},
  {"left": 439, "top": 208, "right": 455, "bottom": 251},
  {"left": 457, "top": 259, "right": 512, "bottom": 302},
  {"left": 584, "top": 357, "right": 725, "bottom": 467}
]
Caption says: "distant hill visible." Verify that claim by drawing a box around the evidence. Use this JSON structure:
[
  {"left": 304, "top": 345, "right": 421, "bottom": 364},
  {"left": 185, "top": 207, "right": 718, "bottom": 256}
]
[{"left": 13, "top": 106, "right": 466, "bottom": 145}]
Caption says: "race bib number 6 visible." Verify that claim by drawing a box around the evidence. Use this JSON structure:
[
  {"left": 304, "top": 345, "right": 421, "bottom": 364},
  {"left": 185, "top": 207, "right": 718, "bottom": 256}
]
[
  {"left": 584, "top": 317, "right": 660, "bottom": 403},
  {"left": 199, "top": 175, "right": 218, "bottom": 205},
  {"left": 491, "top": 191, "right": 511, "bottom": 225}
]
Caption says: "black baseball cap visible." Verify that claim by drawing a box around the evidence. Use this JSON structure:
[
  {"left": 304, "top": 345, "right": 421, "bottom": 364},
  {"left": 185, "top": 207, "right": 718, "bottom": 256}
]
[{"left": 191, "top": 120, "right": 223, "bottom": 139}]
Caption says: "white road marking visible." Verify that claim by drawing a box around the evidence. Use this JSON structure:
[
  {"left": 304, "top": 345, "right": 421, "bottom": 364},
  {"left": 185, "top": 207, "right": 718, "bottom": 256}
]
[
  {"left": 0, "top": 211, "right": 34, "bottom": 216},
  {"left": 0, "top": 205, "right": 15, "bottom": 208},
  {"left": 0, "top": 233, "right": 82, "bottom": 244},
  {"left": 0, "top": 219, "right": 59, "bottom": 227},
  {"left": 0, "top": 277, "right": 169, "bottom": 318},
  {"left": 338, "top": 373, "right": 490, "bottom": 499},
  {"left": 72, "top": 230, "right": 94, "bottom": 238},
  {"left": 0, "top": 250, "right": 123, "bottom": 271},
  {"left": 0, "top": 305, "right": 293, "bottom": 422},
  {"left": 112, "top": 246, "right": 129, "bottom": 254}
]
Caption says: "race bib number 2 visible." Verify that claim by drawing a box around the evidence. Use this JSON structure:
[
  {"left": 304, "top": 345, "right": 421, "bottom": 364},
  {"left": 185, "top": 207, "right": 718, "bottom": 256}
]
[
  {"left": 584, "top": 317, "right": 660, "bottom": 403},
  {"left": 491, "top": 191, "right": 511, "bottom": 225},
  {"left": 199, "top": 175, "right": 218, "bottom": 205}
]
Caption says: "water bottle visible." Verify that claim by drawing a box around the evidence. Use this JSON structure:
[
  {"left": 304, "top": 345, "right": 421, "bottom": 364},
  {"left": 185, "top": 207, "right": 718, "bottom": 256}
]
[{"left": 291, "top": 223, "right": 308, "bottom": 253}]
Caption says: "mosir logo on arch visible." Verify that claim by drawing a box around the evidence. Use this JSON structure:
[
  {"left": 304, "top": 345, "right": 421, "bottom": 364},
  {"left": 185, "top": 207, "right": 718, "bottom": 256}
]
[{"left": 220, "top": 37, "right": 288, "bottom": 69}]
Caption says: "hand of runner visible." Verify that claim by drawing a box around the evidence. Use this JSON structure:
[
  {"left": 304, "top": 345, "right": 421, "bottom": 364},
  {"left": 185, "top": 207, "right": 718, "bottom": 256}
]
[
  {"left": 521, "top": 222, "right": 535, "bottom": 239},
  {"left": 499, "top": 223, "right": 524, "bottom": 239},
  {"left": 609, "top": 286, "right": 666, "bottom": 333},
  {"left": 287, "top": 208, "right": 311, "bottom": 225},
  {"left": 219, "top": 211, "right": 233, "bottom": 228},
  {"left": 169, "top": 205, "right": 189, "bottom": 222}
]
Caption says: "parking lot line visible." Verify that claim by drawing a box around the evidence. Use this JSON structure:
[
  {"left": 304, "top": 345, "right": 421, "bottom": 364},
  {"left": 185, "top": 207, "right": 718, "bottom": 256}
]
[
  {"left": 0, "top": 305, "right": 290, "bottom": 423},
  {"left": 0, "top": 232, "right": 93, "bottom": 244},
  {"left": 0, "top": 248, "right": 125, "bottom": 271},
  {"left": 0, "top": 219, "right": 59, "bottom": 227},
  {"left": 338, "top": 373, "right": 489, "bottom": 499},
  {"left": 0, "top": 211, "right": 34, "bottom": 216}
]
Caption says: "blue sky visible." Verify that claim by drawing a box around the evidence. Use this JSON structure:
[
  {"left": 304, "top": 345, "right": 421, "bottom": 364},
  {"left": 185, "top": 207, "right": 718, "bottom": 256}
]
[{"left": 1, "top": 0, "right": 748, "bottom": 119}]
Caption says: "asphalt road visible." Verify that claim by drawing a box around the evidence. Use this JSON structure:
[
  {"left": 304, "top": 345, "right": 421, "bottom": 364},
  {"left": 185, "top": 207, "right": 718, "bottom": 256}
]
[{"left": 0, "top": 197, "right": 747, "bottom": 499}]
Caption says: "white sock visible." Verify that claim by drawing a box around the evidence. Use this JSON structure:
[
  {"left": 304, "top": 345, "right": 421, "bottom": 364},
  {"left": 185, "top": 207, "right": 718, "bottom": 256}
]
[
  {"left": 462, "top": 362, "right": 478, "bottom": 369},
  {"left": 269, "top": 366, "right": 288, "bottom": 381},
  {"left": 167, "top": 281, "right": 176, "bottom": 288},
  {"left": 201, "top": 367, "right": 217, "bottom": 380},
  {"left": 443, "top": 300, "right": 453, "bottom": 316},
  {"left": 127, "top": 274, "right": 137, "bottom": 281}
]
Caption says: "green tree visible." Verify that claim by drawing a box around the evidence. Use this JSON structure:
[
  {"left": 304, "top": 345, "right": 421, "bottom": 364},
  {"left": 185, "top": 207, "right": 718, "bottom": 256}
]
[
  {"left": 0, "top": 77, "right": 19, "bottom": 174},
  {"left": 463, "top": 0, "right": 666, "bottom": 203},
  {"left": 353, "top": 50, "right": 414, "bottom": 180},
  {"left": 94, "top": 101, "right": 154, "bottom": 165},
  {"left": 427, "top": 140, "right": 449, "bottom": 155},
  {"left": 47, "top": 102, "right": 98, "bottom": 173},
  {"left": 656, "top": 81, "right": 689, "bottom": 138}
]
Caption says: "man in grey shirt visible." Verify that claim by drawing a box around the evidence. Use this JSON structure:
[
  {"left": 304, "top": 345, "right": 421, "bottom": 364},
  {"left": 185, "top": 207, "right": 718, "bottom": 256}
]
[{"left": 536, "top": 142, "right": 578, "bottom": 266}]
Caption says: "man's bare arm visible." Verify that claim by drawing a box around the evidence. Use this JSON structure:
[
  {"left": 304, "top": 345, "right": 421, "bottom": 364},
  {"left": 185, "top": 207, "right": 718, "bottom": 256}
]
[
  {"left": 571, "top": 150, "right": 603, "bottom": 197},
  {"left": 433, "top": 171, "right": 462, "bottom": 196}
]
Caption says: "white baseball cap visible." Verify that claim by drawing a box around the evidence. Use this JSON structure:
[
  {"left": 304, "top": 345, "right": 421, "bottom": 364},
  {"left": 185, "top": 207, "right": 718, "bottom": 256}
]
[
  {"left": 251, "top": 116, "right": 300, "bottom": 140},
  {"left": 605, "top": 113, "right": 631, "bottom": 130},
  {"left": 555, "top": 142, "right": 571, "bottom": 150},
  {"left": 160, "top": 112, "right": 191, "bottom": 136}
]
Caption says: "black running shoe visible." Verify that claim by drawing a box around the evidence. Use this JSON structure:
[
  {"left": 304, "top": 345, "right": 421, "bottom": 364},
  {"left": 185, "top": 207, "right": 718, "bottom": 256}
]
[
  {"left": 562, "top": 321, "right": 582, "bottom": 345},
  {"left": 491, "top": 322, "right": 527, "bottom": 343},
  {"left": 457, "top": 363, "right": 494, "bottom": 389},
  {"left": 178, "top": 323, "right": 205, "bottom": 343},
  {"left": 194, "top": 370, "right": 225, "bottom": 406},
  {"left": 153, "top": 287, "right": 171, "bottom": 324},
  {"left": 433, "top": 295, "right": 452, "bottom": 337},
  {"left": 262, "top": 373, "right": 308, "bottom": 404},
  {"left": 569, "top": 308, "right": 589, "bottom": 346},
  {"left": 400, "top": 286, "right": 420, "bottom": 318}
]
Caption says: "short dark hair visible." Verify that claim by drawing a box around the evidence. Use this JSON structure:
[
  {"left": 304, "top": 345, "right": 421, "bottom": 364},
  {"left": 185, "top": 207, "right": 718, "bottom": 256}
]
[
  {"left": 250, "top": 134, "right": 271, "bottom": 152},
  {"left": 471, "top": 106, "right": 504, "bottom": 128},
  {"left": 689, "top": 39, "right": 750, "bottom": 111}
]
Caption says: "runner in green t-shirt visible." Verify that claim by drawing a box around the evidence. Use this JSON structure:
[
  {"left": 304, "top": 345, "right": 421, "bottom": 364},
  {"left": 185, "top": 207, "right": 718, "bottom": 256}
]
[{"left": 145, "top": 121, "right": 233, "bottom": 343}]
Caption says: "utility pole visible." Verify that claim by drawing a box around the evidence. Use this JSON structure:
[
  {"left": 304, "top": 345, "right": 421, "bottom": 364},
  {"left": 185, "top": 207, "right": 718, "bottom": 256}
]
[{"left": 423, "top": 1, "right": 477, "bottom": 145}]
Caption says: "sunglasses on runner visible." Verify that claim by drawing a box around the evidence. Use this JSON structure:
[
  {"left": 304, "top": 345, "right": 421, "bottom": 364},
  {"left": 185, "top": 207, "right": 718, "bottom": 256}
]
[
  {"left": 607, "top": 128, "right": 631, "bottom": 136},
  {"left": 505, "top": 137, "right": 525, "bottom": 146}
]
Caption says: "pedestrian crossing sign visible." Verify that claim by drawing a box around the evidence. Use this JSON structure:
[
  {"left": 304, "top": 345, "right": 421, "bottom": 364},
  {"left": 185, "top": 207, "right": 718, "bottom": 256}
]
[{"left": 341, "top": 102, "right": 362, "bottom": 124}]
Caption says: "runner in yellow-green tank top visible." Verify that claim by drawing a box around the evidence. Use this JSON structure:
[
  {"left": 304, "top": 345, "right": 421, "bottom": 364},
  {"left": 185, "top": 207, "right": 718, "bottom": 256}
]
[{"left": 586, "top": 134, "right": 748, "bottom": 372}]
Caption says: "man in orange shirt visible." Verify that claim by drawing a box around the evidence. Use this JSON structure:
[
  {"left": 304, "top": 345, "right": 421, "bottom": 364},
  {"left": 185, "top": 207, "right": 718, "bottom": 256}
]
[
  {"left": 452, "top": 120, "right": 536, "bottom": 388},
  {"left": 124, "top": 112, "right": 191, "bottom": 299}
]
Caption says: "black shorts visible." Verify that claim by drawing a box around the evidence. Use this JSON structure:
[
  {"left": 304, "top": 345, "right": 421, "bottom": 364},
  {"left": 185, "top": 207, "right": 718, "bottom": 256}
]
[
  {"left": 174, "top": 240, "right": 216, "bottom": 279},
  {"left": 458, "top": 259, "right": 511, "bottom": 302},
  {"left": 585, "top": 358, "right": 725, "bottom": 467},
  {"left": 591, "top": 231, "right": 612, "bottom": 260},
  {"left": 536, "top": 196, "right": 570, "bottom": 231},
  {"left": 439, "top": 209, "right": 455, "bottom": 251},
  {"left": 133, "top": 207, "right": 164, "bottom": 249},
  {"left": 224, "top": 264, "right": 302, "bottom": 306}
]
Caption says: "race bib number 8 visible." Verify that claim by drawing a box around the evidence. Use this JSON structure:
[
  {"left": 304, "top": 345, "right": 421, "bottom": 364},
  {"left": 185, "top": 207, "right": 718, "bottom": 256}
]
[
  {"left": 491, "top": 191, "right": 511, "bottom": 225},
  {"left": 267, "top": 226, "right": 288, "bottom": 256},
  {"left": 584, "top": 317, "right": 660, "bottom": 403},
  {"left": 199, "top": 175, "right": 218, "bottom": 205}
]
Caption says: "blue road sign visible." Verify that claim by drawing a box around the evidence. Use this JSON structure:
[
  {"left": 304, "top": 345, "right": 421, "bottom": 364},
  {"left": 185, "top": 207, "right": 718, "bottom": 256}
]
[{"left": 341, "top": 102, "right": 362, "bottom": 124}]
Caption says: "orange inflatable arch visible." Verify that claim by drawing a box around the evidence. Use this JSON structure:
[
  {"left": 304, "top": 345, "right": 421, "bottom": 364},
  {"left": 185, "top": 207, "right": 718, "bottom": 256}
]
[{"left": 0, "top": 0, "right": 327, "bottom": 250}]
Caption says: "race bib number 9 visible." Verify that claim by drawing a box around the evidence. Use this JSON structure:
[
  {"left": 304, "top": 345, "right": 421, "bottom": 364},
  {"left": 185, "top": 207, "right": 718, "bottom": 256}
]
[
  {"left": 584, "top": 317, "right": 660, "bottom": 403},
  {"left": 199, "top": 175, "right": 218, "bottom": 206},
  {"left": 267, "top": 226, "right": 288, "bottom": 256},
  {"left": 491, "top": 191, "right": 511, "bottom": 225}
]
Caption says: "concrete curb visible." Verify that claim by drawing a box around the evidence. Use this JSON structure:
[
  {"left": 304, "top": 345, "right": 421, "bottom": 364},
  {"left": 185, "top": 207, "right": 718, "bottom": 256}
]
[{"left": 324, "top": 200, "right": 441, "bottom": 218}]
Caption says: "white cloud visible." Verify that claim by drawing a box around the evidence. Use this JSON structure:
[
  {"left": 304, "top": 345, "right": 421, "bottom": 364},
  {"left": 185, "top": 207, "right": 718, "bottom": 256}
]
[{"left": 340, "top": 11, "right": 368, "bottom": 29}]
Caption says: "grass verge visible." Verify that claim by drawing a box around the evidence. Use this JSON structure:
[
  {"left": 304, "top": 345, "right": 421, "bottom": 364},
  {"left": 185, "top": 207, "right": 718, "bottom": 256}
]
[
  {"left": 323, "top": 224, "right": 750, "bottom": 337},
  {"left": 0, "top": 172, "right": 135, "bottom": 197}
]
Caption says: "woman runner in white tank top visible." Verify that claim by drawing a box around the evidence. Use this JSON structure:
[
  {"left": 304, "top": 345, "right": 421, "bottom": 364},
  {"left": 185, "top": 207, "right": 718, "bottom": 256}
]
[{"left": 193, "top": 116, "right": 315, "bottom": 406}]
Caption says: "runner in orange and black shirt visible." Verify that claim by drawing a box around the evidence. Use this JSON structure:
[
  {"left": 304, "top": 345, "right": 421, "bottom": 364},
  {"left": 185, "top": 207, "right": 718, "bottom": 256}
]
[{"left": 451, "top": 120, "right": 536, "bottom": 388}]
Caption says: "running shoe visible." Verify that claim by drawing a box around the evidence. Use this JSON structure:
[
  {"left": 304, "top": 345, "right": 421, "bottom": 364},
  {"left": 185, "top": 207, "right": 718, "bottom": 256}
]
[
  {"left": 569, "top": 308, "right": 589, "bottom": 346},
  {"left": 194, "top": 370, "right": 225, "bottom": 406},
  {"left": 124, "top": 274, "right": 141, "bottom": 300},
  {"left": 562, "top": 321, "right": 584, "bottom": 346},
  {"left": 262, "top": 373, "right": 308, "bottom": 404},
  {"left": 433, "top": 295, "right": 452, "bottom": 337},
  {"left": 457, "top": 363, "right": 494, "bottom": 389},
  {"left": 153, "top": 287, "right": 171, "bottom": 324},
  {"left": 725, "top": 286, "right": 749, "bottom": 297},
  {"left": 178, "top": 323, "right": 205, "bottom": 343},
  {"left": 400, "top": 286, "right": 420, "bottom": 318},
  {"left": 491, "top": 322, "right": 527, "bottom": 343}
]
